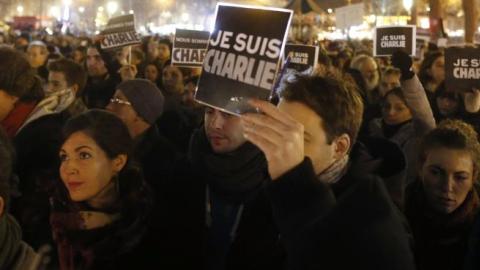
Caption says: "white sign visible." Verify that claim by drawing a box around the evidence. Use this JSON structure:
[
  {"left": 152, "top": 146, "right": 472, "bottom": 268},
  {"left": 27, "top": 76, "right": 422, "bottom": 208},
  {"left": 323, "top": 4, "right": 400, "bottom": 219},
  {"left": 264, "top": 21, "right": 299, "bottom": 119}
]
[{"left": 335, "top": 4, "right": 364, "bottom": 30}]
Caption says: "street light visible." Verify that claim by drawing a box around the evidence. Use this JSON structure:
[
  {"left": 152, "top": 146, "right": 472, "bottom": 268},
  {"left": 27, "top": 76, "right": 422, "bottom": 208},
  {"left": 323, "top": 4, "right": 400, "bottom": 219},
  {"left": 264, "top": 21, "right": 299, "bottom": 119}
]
[
  {"left": 50, "top": 6, "right": 61, "bottom": 20},
  {"left": 107, "top": 1, "right": 119, "bottom": 15},
  {"left": 98, "top": 6, "right": 104, "bottom": 12},
  {"left": 327, "top": 8, "right": 333, "bottom": 14},
  {"left": 403, "top": 0, "right": 413, "bottom": 12},
  {"left": 17, "top": 5, "right": 24, "bottom": 15},
  {"left": 79, "top": 6, "right": 85, "bottom": 13}
]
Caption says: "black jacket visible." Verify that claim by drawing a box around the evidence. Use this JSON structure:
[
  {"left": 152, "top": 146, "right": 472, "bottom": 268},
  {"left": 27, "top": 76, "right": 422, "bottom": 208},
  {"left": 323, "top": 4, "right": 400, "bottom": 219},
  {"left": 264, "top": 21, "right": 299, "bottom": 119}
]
[
  {"left": 10, "top": 110, "right": 71, "bottom": 249},
  {"left": 266, "top": 140, "right": 416, "bottom": 270},
  {"left": 156, "top": 158, "right": 285, "bottom": 270}
]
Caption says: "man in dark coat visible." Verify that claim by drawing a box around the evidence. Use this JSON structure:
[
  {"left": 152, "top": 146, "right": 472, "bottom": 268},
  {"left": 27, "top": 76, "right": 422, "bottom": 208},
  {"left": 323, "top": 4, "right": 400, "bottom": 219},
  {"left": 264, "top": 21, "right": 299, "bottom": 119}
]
[
  {"left": 83, "top": 44, "right": 121, "bottom": 109},
  {"left": 106, "top": 79, "right": 178, "bottom": 191},
  {"left": 159, "top": 106, "right": 285, "bottom": 270},
  {"left": 241, "top": 75, "right": 416, "bottom": 270}
]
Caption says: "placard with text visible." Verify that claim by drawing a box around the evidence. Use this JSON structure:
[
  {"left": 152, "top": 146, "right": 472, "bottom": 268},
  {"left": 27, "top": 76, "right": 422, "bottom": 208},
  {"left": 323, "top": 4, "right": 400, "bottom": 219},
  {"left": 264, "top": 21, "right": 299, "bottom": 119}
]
[
  {"left": 100, "top": 14, "right": 142, "bottom": 50},
  {"left": 195, "top": 3, "right": 292, "bottom": 114},
  {"left": 445, "top": 47, "right": 480, "bottom": 93},
  {"left": 283, "top": 44, "right": 319, "bottom": 73},
  {"left": 374, "top": 25, "right": 416, "bottom": 57},
  {"left": 172, "top": 29, "right": 210, "bottom": 68}
]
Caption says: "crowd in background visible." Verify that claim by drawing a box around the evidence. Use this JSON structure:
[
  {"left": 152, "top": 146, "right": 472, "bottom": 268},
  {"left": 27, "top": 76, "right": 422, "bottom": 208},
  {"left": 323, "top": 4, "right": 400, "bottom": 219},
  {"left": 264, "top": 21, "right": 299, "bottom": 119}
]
[{"left": 0, "top": 28, "right": 479, "bottom": 270}]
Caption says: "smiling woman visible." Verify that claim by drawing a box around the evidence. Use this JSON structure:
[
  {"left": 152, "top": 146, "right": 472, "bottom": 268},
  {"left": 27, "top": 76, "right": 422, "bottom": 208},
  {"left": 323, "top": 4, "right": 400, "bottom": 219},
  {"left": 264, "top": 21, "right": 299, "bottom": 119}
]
[
  {"left": 405, "top": 119, "right": 480, "bottom": 270},
  {"left": 50, "top": 109, "right": 154, "bottom": 270}
]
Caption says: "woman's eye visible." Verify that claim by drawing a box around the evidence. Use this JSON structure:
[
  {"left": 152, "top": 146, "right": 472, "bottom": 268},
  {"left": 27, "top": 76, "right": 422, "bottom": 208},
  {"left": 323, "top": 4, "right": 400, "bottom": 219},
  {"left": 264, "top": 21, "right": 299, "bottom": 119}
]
[
  {"left": 455, "top": 175, "right": 469, "bottom": 182},
  {"left": 79, "top": 152, "right": 92, "bottom": 160}
]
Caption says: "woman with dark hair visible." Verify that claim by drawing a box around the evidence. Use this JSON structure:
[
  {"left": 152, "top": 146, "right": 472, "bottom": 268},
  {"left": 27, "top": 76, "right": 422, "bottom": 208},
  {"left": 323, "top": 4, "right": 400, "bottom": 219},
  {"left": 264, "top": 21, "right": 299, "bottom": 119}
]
[
  {"left": 50, "top": 109, "right": 154, "bottom": 270},
  {"left": 418, "top": 51, "right": 445, "bottom": 101},
  {"left": 405, "top": 119, "right": 480, "bottom": 270},
  {"left": 144, "top": 63, "right": 162, "bottom": 88},
  {"left": 368, "top": 51, "right": 436, "bottom": 188},
  {"left": 432, "top": 82, "right": 480, "bottom": 136}
]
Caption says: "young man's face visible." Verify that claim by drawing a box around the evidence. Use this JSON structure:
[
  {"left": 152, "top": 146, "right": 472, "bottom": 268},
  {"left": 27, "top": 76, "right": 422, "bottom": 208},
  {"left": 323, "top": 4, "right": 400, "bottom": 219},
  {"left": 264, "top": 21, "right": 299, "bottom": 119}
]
[
  {"left": 86, "top": 47, "right": 108, "bottom": 77},
  {"left": 47, "top": 71, "right": 69, "bottom": 94},
  {"left": 204, "top": 107, "right": 246, "bottom": 154},
  {"left": 277, "top": 99, "right": 337, "bottom": 175}
]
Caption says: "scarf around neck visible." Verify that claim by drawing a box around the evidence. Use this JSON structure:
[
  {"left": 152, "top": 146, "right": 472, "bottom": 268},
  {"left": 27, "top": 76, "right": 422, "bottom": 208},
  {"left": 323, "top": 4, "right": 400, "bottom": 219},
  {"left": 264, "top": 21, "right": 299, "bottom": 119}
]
[
  {"left": 317, "top": 155, "right": 349, "bottom": 184},
  {"left": 189, "top": 128, "right": 268, "bottom": 203},
  {"left": 21, "top": 88, "right": 76, "bottom": 131},
  {"left": 50, "top": 210, "right": 121, "bottom": 270},
  {"left": 0, "top": 101, "right": 37, "bottom": 138}
]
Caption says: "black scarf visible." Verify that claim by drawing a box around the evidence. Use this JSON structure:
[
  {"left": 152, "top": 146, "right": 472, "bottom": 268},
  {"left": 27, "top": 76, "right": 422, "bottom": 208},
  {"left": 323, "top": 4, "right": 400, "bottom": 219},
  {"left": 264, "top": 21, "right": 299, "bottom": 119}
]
[
  {"left": 382, "top": 119, "right": 412, "bottom": 139},
  {"left": 406, "top": 181, "right": 479, "bottom": 270},
  {"left": 189, "top": 128, "right": 268, "bottom": 203}
]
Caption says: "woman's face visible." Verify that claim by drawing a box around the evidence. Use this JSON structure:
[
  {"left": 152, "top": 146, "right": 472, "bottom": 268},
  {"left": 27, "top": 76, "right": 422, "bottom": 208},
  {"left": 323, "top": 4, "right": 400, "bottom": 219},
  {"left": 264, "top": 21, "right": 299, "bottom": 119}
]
[
  {"left": 145, "top": 64, "right": 159, "bottom": 82},
  {"left": 162, "top": 66, "right": 184, "bottom": 94},
  {"left": 436, "top": 96, "right": 459, "bottom": 117},
  {"left": 428, "top": 56, "right": 445, "bottom": 85},
  {"left": 382, "top": 93, "right": 412, "bottom": 125},
  {"left": 421, "top": 147, "right": 475, "bottom": 214},
  {"left": 59, "top": 131, "right": 125, "bottom": 203},
  {"left": 26, "top": 46, "right": 48, "bottom": 68}
]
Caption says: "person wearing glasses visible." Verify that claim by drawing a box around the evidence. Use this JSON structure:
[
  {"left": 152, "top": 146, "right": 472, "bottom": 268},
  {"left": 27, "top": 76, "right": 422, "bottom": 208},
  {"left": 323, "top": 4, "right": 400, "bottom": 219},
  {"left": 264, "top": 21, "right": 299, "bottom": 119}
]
[{"left": 106, "top": 79, "right": 178, "bottom": 250}]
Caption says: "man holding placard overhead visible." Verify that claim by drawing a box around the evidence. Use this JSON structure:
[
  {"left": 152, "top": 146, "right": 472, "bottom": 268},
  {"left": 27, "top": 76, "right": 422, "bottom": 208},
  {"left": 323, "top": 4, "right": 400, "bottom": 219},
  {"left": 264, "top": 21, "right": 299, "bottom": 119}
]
[{"left": 241, "top": 74, "right": 416, "bottom": 269}]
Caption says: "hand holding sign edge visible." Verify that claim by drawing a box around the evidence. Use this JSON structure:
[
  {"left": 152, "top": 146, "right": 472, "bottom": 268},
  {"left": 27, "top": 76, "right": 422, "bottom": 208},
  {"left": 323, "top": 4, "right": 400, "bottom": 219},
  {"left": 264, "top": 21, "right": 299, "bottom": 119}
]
[{"left": 241, "top": 99, "right": 304, "bottom": 180}]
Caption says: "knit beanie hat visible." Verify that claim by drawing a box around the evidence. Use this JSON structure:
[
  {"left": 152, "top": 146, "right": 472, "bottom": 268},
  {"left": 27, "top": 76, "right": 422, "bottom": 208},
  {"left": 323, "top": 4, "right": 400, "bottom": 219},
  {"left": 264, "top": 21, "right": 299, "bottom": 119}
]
[{"left": 117, "top": 79, "right": 165, "bottom": 124}]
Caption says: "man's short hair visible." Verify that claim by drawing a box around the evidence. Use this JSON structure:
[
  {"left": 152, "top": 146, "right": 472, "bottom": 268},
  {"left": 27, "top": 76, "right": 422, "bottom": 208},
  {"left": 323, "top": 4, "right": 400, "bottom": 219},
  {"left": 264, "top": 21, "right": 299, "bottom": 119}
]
[
  {"left": 279, "top": 75, "right": 364, "bottom": 147},
  {"left": 48, "top": 58, "right": 87, "bottom": 97}
]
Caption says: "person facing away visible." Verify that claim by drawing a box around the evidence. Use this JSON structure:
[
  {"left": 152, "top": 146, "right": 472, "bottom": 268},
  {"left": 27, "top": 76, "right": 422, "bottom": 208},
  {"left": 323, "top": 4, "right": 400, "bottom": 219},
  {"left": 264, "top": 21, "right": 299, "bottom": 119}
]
[
  {"left": 240, "top": 74, "right": 416, "bottom": 270},
  {"left": 0, "top": 127, "right": 40, "bottom": 270},
  {"left": 50, "top": 109, "right": 155, "bottom": 270}
]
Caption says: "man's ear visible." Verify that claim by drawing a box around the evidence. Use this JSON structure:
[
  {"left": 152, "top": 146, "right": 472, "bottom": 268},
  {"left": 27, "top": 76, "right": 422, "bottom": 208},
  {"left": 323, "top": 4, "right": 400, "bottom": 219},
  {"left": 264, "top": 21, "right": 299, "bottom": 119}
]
[
  {"left": 333, "top": 133, "right": 351, "bottom": 160},
  {"left": 0, "top": 197, "right": 4, "bottom": 217},
  {"left": 71, "top": 84, "right": 79, "bottom": 96}
]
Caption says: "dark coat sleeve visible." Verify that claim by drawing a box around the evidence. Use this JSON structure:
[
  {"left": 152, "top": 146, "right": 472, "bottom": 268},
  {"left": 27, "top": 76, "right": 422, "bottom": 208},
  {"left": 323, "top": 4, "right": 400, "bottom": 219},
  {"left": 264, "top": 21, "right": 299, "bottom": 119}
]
[{"left": 267, "top": 158, "right": 416, "bottom": 270}]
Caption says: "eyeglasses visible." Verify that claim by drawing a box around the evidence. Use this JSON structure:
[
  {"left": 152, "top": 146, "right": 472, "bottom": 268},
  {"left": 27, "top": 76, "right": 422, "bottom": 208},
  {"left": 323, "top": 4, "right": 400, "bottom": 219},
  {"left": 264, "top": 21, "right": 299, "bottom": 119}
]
[{"left": 109, "top": 97, "right": 132, "bottom": 106}]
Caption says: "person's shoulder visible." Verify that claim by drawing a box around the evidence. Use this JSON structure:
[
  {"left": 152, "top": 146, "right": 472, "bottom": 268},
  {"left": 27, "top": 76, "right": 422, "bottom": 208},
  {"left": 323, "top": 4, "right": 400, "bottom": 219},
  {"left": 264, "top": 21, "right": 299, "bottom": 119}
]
[{"left": 9, "top": 241, "right": 41, "bottom": 270}]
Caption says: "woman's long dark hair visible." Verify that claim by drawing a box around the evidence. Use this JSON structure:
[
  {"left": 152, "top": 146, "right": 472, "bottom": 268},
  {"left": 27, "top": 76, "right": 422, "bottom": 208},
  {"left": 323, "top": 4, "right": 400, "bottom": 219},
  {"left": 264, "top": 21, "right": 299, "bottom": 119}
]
[
  {"left": 0, "top": 46, "right": 44, "bottom": 101},
  {"left": 418, "top": 51, "right": 443, "bottom": 88},
  {"left": 55, "top": 109, "right": 153, "bottom": 258}
]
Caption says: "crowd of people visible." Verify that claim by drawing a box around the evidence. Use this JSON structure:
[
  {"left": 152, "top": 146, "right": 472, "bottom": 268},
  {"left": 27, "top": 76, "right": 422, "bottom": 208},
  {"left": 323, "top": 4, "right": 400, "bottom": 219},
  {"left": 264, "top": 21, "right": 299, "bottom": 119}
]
[{"left": 0, "top": 28, "right": 479, "bottom": 270}]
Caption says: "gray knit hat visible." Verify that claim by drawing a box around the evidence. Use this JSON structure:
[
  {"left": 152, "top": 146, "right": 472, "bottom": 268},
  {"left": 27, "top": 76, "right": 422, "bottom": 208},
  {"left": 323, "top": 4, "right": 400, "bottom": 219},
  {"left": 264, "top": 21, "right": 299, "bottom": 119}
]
[{"left": 117, "top": 79, "right": 165, "bottom": 125}]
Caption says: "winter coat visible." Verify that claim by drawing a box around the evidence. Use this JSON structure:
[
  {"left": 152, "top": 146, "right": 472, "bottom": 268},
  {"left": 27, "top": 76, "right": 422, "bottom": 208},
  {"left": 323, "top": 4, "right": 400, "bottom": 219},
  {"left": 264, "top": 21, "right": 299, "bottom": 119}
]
[
  {"left": 406, "top": 181, "right": 480, "bottom": 270},
  {"left": 266, "top": 140, "right": 416, "bottom": 270},
  {"left": 11, "top": 110, "right": 71, "bottom": 249},
  {"left": 156, "top": 131, "right": 285, "bottom": 270},
  {"left": 369, "top": 75, "right": 436, "bottom": 185},
  {"left": 0, "top": 214, "right": 40, "bottom": 270}
]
